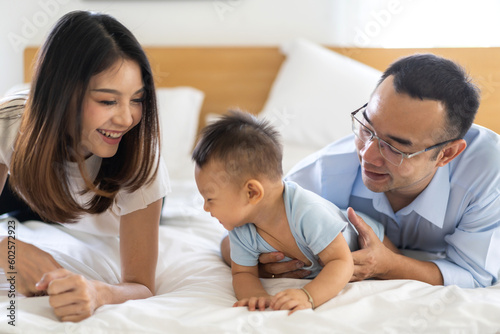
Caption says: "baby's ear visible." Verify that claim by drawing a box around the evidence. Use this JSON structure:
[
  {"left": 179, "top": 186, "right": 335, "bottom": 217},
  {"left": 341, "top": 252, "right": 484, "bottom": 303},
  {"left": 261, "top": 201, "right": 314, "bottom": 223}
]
[{"left": 245, "top": 179, "right": 264, "bottom": 204}]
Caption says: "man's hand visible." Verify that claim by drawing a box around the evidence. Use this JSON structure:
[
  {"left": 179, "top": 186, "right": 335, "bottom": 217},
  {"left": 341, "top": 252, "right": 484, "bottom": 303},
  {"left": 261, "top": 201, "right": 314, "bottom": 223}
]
[
  {"left": 258, "top": 252, "right": 311, "bottom": 279},
  {"left": 0, "top": 238, "right": 62, "bottom": 296},
  {"left": 347, "top": 207, "right": 395, "bottom": 281},
  {"left": 221, "top": 236, "right": 311, "bottom": 278}
]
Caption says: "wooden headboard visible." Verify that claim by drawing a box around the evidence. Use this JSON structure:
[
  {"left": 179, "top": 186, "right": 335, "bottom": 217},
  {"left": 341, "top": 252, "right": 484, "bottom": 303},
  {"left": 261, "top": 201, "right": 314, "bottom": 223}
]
[{"left": 24, "top": 46, "right": 500, "bottom": 134}]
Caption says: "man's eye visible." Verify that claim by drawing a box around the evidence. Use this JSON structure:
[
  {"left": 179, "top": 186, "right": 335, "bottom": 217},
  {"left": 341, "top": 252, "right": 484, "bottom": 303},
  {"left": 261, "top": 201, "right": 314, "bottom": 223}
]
[
  {"left": 380, "top": 141, "right": 401, "bottom": 155},
  {"left": 361, "top": 128, "right": 371, "bottom": 136}
]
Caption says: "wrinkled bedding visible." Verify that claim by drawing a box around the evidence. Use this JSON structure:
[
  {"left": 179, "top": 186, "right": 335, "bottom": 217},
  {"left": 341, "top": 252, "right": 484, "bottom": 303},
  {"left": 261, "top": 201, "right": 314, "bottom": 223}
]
[{"left": 0, "top": 179, "right": 499, "bottom": 334}]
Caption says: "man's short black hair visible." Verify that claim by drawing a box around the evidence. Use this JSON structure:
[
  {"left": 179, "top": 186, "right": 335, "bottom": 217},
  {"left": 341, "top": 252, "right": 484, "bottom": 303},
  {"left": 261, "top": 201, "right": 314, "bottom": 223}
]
[{"left": 379, "top": 53, "right": 480, "bottom": 139}]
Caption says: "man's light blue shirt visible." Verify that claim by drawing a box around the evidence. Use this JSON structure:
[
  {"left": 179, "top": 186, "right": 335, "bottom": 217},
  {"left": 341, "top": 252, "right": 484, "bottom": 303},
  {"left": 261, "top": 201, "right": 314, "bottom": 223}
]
[{"left": 286, "top": 124, "right": 500, "bottom": 288}]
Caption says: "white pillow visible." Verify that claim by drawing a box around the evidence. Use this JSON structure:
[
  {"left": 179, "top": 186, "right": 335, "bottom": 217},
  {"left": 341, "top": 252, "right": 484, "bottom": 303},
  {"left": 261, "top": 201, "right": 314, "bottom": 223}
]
[
  {"left": 157, "top": 87, "right": 204, "bottom": 179},
  {"left": 204, "top": 113, "right": 318, "bottom": 175},
  {"left": 259, "top": 38, "right": 382, "bottom": 149}
]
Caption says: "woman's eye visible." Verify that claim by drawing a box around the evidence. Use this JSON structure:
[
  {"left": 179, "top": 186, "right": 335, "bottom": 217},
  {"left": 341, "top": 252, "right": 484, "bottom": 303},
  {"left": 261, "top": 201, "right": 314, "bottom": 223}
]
[
  {"left": 100, "top": 100, "right": 116, "bottom": 106},
  {"left": 132, "top": 97, "right": 145, "bottom": 105}
]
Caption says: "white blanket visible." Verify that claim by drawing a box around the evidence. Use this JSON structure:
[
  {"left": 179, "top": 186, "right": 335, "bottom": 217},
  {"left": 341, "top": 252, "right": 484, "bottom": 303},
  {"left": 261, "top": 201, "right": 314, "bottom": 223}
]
[{"left": 1, "top": 179, "right": 500, "bottom": 334}]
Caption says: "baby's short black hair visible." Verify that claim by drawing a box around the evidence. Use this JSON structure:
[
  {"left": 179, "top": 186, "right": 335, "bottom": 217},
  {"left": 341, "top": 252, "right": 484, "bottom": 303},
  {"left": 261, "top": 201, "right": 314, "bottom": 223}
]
[{"left": 192, "top": 110, "right": 283, "bottom": 182}]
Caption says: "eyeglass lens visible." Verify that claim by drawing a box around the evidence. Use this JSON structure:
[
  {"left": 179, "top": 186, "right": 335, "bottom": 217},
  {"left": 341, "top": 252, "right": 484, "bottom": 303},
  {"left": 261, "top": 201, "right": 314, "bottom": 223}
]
[{"left": 352, "top": 116, "right": 403, "bottom": 166}]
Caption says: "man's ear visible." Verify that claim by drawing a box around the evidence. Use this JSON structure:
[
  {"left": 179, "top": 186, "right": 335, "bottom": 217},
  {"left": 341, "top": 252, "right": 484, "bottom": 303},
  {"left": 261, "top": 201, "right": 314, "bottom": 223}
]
[
  {"left": 436, "top": 139, "right": 467, "bottom": 167},
  {"left": 244, "top": 179, "right": 264, "bottom": 204}
]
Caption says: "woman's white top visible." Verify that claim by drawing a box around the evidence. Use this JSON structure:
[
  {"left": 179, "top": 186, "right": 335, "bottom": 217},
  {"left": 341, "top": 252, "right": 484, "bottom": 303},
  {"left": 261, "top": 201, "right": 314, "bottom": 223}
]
[{"left": 0, "top": 95, "right": 170, "bottom": 237}]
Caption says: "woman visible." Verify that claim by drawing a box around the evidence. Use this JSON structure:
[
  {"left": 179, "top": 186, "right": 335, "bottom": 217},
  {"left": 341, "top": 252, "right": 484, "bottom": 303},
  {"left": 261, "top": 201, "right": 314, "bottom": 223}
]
[{"left": 0, "top": 11, "right": 169, "bottom": 322}]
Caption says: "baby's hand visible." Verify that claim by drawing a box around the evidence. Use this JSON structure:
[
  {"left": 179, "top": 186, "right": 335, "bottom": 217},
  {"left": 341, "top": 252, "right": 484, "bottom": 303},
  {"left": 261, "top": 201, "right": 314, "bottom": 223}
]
[
  {"left": 270, "top": 288, "right": 312, "bottom": 315},
  {"left": 233, "top": 295, "right": 272, "bottom": 311}
]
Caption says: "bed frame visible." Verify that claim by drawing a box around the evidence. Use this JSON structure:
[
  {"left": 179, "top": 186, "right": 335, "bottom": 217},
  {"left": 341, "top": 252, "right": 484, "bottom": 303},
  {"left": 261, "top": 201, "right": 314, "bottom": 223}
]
[{"left": 24, "top": 46, "right": 500, "bottom": 135}]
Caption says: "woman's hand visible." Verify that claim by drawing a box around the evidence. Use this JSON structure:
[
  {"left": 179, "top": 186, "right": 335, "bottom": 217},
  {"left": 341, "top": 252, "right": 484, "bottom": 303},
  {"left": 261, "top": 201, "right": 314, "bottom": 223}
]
[
  {"left": 270, "top": 288, "right": 312, "bottom": 315},
  {"left": 36, "top": 268, "right": 102, "bottom": 322},
  {"left": 0, "top": 237, "right": 62, "bottom": 296}
]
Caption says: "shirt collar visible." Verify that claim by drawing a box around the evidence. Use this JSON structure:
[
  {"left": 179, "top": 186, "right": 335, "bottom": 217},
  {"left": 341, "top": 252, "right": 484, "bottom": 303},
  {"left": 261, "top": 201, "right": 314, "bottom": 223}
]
[
  {"left": 399, "top": 166, "right": 450, "bottom": 228},
  {"left": 352, "top": 165, "right": 451, "bottom": 228}
]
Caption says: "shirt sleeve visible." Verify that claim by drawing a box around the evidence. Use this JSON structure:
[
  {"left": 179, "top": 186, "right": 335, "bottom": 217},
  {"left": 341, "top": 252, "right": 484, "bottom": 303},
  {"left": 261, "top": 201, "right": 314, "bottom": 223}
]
[
  {"left": 114, "top": 155, "right": 171, "bottom": 216},
  {"left": 432, "top": 192, "right": 500, "bottom": 288},
  {"left": 0, "top": 96, "right": 25, "bottom": 166},
  {"left": 296, "top": 203, "right": 348, "bottom": 256},
  {"left": 228, "top": 225, "right": 261, "bottom": 267},
  {"left": 431, "top": 127, "right": 500, "bottom": 288}
]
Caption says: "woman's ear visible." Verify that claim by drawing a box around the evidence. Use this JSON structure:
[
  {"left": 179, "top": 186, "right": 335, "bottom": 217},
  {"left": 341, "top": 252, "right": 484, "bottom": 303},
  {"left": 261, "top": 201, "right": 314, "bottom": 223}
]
[
  {"left": 244, "top": 179, "right": 264, "bottom": 204},
  {"left": 436, "top": 139, "right": 467, "bottom": 167}
]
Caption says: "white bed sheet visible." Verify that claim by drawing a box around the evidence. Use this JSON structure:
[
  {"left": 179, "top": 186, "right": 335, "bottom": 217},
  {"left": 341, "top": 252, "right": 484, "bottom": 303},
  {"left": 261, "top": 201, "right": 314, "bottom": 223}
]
[{"left": 1, "top": 175, "right": 500, "bottom": 334}]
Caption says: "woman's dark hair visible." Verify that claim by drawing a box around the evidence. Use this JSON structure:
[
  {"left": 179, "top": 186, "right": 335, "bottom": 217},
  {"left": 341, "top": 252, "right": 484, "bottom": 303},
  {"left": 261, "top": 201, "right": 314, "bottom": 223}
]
[
  {"left": 379, "top": 53, "right": 480, "bottom": 140},
  {"left": 9, "top": 11, "right": 160, "bottom": 223},
  {"left": 192, "top": 110, "right": 283, "bottom": 182}
]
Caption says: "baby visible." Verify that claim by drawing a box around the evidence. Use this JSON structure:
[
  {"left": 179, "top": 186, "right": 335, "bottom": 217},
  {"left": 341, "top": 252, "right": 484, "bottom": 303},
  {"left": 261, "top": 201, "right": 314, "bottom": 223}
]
[{"left": 192, "top": 110, "right": 389, "bottom": 314}]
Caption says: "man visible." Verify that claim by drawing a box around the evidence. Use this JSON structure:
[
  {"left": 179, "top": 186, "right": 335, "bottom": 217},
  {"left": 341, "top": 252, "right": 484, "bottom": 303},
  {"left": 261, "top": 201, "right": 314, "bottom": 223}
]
[{"left": 221, "top": 54, "right": 500, "bottom": 288}]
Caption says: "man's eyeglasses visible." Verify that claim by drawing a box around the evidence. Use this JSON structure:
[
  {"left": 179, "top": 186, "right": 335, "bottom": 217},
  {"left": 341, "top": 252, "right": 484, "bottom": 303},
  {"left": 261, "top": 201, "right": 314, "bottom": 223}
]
[{"left": 351, "top": 103, "right": 457, "bottom": 166}]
